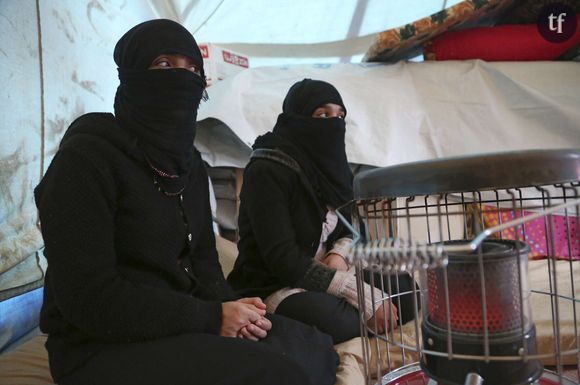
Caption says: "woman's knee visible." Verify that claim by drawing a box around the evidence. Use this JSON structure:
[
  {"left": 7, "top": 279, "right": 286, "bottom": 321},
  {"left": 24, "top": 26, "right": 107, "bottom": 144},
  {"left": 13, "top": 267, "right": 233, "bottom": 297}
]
[{"left": 276, "top": 292, "right": 360, "bottom": 344}]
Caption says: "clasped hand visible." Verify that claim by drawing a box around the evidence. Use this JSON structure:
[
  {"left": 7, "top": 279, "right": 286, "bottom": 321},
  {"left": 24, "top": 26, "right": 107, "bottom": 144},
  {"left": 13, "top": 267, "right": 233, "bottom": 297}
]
[{"left": 220, "top": 297, "right": 272, "bottom": 341}]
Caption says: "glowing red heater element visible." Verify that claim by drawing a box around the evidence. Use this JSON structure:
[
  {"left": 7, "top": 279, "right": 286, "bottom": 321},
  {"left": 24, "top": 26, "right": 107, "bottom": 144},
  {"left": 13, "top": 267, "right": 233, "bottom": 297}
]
[{"left": 427, "top": 240, "right": 526, "bottom": 334}]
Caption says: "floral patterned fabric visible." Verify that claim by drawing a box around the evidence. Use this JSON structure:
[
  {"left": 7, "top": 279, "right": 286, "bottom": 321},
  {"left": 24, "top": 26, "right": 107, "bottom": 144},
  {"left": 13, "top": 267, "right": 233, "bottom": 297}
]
[{"left": 364, "top": 0, "right": 516, "bottom": 62}]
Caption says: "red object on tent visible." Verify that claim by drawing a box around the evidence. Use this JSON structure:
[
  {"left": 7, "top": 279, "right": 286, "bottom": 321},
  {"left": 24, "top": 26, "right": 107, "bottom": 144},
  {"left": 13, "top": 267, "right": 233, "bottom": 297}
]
[{"left": 424, "top": 15, "right": 580, "bottom": 61}]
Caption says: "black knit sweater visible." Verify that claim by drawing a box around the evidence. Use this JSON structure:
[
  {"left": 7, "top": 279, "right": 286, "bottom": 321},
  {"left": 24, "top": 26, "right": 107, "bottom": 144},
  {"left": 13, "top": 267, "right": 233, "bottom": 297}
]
[
  {"left": 227, "top": 155, "right": 350, "bottom": 299},
  {"left": 35, "top": 113, "right": 236, "bottom": 382}
]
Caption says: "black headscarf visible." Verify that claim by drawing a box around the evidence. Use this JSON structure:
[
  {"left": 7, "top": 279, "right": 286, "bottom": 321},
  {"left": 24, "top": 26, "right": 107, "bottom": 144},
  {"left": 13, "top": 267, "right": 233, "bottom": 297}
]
[
  {"left": 253, "top": 79, "right": 354, "bottom": 209},
  {"left": 113, "top": 19, "right": 206, "bottom": 194}
]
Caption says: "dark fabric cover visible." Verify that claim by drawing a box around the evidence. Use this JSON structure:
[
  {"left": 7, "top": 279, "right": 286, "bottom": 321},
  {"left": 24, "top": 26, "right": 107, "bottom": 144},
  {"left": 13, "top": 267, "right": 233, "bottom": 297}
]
[
  {"left": 256, "top": 118, "right": 353, "bottom": 210},
  {"left": 114, "top": 19, "right": 206, "bottom": 185},
  {"left": 282, "top": 78, "right": 346, "bottom": 117},
  {"left": 276, "top": 270, "right": 419, "bottom": 345},
  {"left": 227, "top": 156, "right": 349, "bottom": 299},
  {"left": 266, "top": 79, "right": 354, "bottom": 209},
  {"left": 228, "top": 79, "right": 354, "bottom": 300},
  {"left": 113, "top": 19, "right": 204, "bottom": 74},
  {"left": 56, "top": 314, "right": 338, "bottom": 385},
  {"left": 35, "top": 113, "right": 234, "bottom": 381}
]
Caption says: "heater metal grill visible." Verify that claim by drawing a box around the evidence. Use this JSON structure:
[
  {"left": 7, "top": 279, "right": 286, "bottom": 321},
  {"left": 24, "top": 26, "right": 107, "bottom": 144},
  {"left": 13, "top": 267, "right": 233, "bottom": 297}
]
[{"left": 337, "top": 149, "right": 580, "bottom": 385}]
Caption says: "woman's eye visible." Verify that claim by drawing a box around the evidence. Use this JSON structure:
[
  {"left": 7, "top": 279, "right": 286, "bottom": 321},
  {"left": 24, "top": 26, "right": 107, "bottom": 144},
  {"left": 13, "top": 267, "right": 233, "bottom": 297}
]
[
  {"left": 189, "top": 66, "right": 202, "bottom": 76},
  {"left": 318, "top": 112, "right": 328, "bottom": 118},
  {"left": 155, "top": 60, "right": 171, "bottom": 68}
]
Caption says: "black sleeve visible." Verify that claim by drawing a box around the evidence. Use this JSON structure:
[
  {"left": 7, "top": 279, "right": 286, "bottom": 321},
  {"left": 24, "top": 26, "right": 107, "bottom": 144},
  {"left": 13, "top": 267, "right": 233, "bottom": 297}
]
[
  {"left": 36, "top": 148, "right": 222, "bottom": 342},
  {"left": 189, "top": 163, "right": 239, "bottom": 301},
  {"left": 241, "top": 160, "right": 335, "bottom": 291}
]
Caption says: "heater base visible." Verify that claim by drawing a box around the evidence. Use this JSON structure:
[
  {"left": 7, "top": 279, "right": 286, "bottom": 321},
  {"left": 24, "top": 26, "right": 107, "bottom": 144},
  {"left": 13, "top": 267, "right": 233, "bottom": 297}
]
[
  {"left": 420, "top": 323, "right": 543, "bottom": 385},
  {"left": 381, "top": 364, "right": 576, "bottom": 385}
]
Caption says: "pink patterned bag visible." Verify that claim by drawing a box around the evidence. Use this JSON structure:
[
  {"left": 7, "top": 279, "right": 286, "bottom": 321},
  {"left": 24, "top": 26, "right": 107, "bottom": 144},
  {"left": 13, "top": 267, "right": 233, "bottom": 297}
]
[{"left": 482, "top": 207, "right": 579, "bottom": 260}]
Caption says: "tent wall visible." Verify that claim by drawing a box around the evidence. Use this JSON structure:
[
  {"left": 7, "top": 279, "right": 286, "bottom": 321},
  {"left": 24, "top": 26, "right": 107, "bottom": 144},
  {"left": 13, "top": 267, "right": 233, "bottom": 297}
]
[
  {"left": 0, "top": 0, "right": 156, "bottom": 297},
  {"left": 0, "top": 0, "right": 43, "bottom": 295}
]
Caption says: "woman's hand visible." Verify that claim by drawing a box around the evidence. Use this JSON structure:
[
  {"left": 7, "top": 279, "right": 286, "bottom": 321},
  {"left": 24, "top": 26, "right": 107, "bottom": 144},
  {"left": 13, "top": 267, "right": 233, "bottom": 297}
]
[
  {"left": 321, "top": 253, "right": 348, "bottom": 271},
  {"left": 237, "top": 317, "right": 273, "bottom": 341},
  {"left": 366, "top": 300, "right": 399, "bottom": 335},
  {"left": 220, "top": 299, "right": 266, "bottom": 338},
  {"left": 236, "top": 297, "right": 272, "bottom": 341},
  {"left": 237, "top": 297, "right": 267, "bottom": 311}
]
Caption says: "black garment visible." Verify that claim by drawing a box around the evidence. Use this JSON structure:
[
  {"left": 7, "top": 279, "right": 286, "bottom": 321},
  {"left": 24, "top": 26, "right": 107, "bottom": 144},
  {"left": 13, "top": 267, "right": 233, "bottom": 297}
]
[
  {"left": 57, "top": 314, "right": 338, "bottom": 385},
  {"left": 258, "top": 79, "right": 353, "bottom": 209},
  {"left": 227, "top": 152, "right": 419, "bottom": 340},
  {"left": 114, "top": 19, "right": 206, "bottom": 189},
  {"left": 282, "top": 78, "right": 346, "bottom": 118},
  {"left": 113, "top": 19, "right": 204, "bottom": 76},
  {"left": 35, "top": 113, "right": 337, "bottom": 384},
  {"left": 229, "top": 79, "right": 355, "bottom": 298},
  {"left": 276, "top": 272, "right": 420, "bottom": 344},
  {"left": 36, "top": 113, "right": 226, "bottom": 381},
  {"left": 228, "top": 156, "right": 347, "bottom": 299},
  {"left": 256, "top": 117, "right": 353, "bottom": 209},
  {"left": 276, "top": 292, "right": 361, "bottom": 344}
]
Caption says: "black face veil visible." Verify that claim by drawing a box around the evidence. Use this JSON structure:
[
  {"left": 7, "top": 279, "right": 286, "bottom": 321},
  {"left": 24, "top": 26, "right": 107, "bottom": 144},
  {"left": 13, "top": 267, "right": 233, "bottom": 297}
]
[
  {"left": 255, "top": 79, "right": 354, "bottom": 209},
  {"left": 113, "top": 19, "right": 206, "bottom": 182}
]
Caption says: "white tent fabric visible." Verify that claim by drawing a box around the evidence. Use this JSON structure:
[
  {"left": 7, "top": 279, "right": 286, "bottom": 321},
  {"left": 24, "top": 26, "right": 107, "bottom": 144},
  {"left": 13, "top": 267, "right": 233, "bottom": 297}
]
[
  {"left": 149, "top": 0, "right": 461, "bottom": 66},
  {"left": 197, "top": 60, "right": 580, "bottom": 168},
  {"left": 0, "top": 1, "right": 43, "bottom": 284}
]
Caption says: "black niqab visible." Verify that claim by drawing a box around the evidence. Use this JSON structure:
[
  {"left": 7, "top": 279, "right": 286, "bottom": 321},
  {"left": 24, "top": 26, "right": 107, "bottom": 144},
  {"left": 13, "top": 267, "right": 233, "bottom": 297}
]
[
  {"left": 282, "top": 78, "right": 347, "bottom": 117},
  {"left": 113, "top": 19, "right": 206, "bottom": 193},
  {"left": 254, "top": 79, "right": 354, "bottom": 209}
]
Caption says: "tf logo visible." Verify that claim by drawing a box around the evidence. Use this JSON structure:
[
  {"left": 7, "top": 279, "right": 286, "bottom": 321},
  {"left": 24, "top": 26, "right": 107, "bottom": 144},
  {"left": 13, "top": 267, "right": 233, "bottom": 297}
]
[{"left": 537, "top": 2, "right": 578, "bottom": 43}]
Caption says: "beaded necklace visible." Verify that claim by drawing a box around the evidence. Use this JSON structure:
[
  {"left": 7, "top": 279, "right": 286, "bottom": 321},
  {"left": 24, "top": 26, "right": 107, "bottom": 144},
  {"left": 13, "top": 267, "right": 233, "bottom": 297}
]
[
  {"left": 145, "top": 155, "right": 185, "bottom": 196},
  {"left": 152, "top": 172, "right": 185, "bottom": 196},
  {"left": 141, "top": 151, "right": 191, "bottom": 254}
]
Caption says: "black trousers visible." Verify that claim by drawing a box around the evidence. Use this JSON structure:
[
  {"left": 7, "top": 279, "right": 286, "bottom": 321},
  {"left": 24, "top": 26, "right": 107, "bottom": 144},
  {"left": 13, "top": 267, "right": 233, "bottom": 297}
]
[
  {"left": 58, "top": 314, "right": 338, "bottom": 385},
  {"left": 276, "top": 271, "right": 419, "bottom": 344}
]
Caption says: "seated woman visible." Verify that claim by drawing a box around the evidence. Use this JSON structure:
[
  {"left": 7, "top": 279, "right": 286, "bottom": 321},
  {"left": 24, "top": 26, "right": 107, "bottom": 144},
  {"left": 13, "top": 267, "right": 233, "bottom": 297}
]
[
  {"left": 34, "top": 20, "right": 337, "bottom": 385},
  {"left": 228, "top": 79, "right": 418, "bottom": 344}
]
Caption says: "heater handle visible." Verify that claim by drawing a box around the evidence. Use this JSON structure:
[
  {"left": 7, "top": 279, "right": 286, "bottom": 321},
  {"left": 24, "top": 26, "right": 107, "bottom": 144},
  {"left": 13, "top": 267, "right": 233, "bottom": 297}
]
[{"left": 347, "top": 238, "right": 448, "bottom": 271}]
